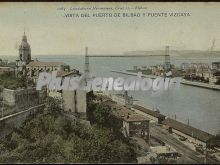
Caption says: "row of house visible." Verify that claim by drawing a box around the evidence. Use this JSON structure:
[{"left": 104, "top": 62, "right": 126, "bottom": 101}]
[{"left": 181, "top": 62, "right": 220, "bottom": 84}]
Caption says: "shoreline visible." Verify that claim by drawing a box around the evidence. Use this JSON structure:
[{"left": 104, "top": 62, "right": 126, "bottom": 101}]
[{"left": 111, "top": 70, "right": 220, "bottom": 91}]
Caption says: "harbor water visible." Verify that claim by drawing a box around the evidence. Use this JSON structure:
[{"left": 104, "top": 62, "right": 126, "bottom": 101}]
[{"left": 3, "top": 55, "right": 220, "bottom": 135}]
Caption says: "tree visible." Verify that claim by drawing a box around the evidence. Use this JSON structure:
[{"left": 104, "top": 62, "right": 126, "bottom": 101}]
[
  {"left": 0, "top": 97, "right": 136, "bottom": 163},
  {"left": 45, "top": 96, "right": 62, "bottom": 116},
  {"left": 93, "top": 104, "right": 110, "bottom": 126}
]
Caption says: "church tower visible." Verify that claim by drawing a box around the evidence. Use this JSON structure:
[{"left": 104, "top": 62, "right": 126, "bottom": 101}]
[
  {"left": 16, "top": 32, "right": 32, "bottom": 76},
  {"left": 19, "top": 32, "right": 31, "bottom": 64}
]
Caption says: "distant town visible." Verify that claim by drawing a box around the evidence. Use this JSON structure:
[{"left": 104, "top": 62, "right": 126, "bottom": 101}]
[{"left": 127, "top": 56, "right": 220, "bottom": 86}]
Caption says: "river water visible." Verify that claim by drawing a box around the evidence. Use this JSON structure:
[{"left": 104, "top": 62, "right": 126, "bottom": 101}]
[
  {"left": 2, "top": 55, "right": 220, "bottom": 135},
  {"left": 33, "top": 55, "right": 220, "bottom": 135}
]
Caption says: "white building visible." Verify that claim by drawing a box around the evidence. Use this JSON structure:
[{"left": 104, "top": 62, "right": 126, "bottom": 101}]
[
  {"left": 26, "top": 60, "right": 70, "bottom": 82},
  {"left": 60, "top": 71, "right": 87, "bottom": 120}
]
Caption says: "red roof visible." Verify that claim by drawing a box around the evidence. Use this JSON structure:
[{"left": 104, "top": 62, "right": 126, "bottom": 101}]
[
  {"left": 123, "top": 114, "right": 149, "bottom": 122},
  {"left": 132, "top": 104, "right": 166, "bottom": 119},
  {"left": 27, "top": 61, "right": 66, "bottom": 67}
]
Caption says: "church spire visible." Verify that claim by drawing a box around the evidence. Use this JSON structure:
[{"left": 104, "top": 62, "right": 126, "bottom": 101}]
[
  {"left": 22, "top": 31, "right": 27, "bottom": 42},
  {"left": 19, "top": 32, "right": 31, "bottom": 63}
]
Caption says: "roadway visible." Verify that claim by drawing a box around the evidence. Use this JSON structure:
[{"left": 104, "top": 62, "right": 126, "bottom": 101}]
[{"left": 150, "top": 123, "right": 219, "bottom": 164}]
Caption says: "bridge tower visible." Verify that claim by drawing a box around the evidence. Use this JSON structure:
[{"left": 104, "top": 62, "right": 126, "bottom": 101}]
[
  {"left": 210, "top": 39, "right": 215, "bottom": 56},
  {"left": 84, "top": 47, "right": 89, "bottom": 85},
  {"left": 164, "top": 46, "right": 171, "bottom": 72}
]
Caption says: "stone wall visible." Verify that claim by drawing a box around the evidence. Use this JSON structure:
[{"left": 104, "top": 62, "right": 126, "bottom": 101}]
[
  {"left": 0, "top": 104, "right": 45, "bottom": 140},
  {"left": 2, "top": 88, "right": 47, "bottom": 109}
]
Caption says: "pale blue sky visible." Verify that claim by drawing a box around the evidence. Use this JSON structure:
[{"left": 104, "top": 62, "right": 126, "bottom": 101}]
[{"left": 0, "top": 2, "right": 220, "bottom": 56}]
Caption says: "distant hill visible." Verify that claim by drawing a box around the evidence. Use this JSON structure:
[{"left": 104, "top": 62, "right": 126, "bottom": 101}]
[{"left": 124, "top": 50, "right": 220, "bottom": 58}]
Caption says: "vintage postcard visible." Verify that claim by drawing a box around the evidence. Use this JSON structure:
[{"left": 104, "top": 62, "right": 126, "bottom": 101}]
[{"left": 0, "top": 2, "right": 220, "bottom": 164}]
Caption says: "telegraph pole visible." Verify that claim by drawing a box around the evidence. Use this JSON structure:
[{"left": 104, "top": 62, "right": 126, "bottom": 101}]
[
  {"left": 204, "top": 145, "right": 207, "bottom": 164},
  {"left": 1, "top": 100, "right": 3, "bottom": 118},
  {"left": 0, "top": 87, "right": 4, "bottom": 118},
  {"left": 26, "top": 68, "right": 29, "bottom": 108}
]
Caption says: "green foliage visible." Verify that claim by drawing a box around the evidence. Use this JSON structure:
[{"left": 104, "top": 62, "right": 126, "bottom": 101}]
[
  {"left": 0, "top": 71, "right": 35, "bottom": 89},
  {"left": 88, "top": 102, "right": 124, "bottom": 135},
  {"left": 45, "top": 96, "right": 63, "bottom": 116},
  {"left": 0, "top": 97, "right": 136, "bottom": 163},
  {"left": 93, "top": 104, "right": 110, "bottom": 126},
  {"left": 0, "top": 72, "right": 26, "bottom": 89}
]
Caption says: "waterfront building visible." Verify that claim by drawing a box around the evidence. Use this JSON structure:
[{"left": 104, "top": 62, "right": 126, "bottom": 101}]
[
  {"left": 170, "top": 68, "right": 182, "bottom": 77},
  {"left": 150, "top": 65, "right": 164, "bottom": 76},
  {"left": 209, "top": 70, "right": 220, "bottom": 84},
  {"left": 162, "top": 118, "right": 214, "bottom": 148},
  {"left": 197, "top": 69, "right": 220, "bottom": 84},
  {"left": 133, "top": 66, "right": 138, "bottom": 70},
  {"left": 132, "top": 104, "right": 166, "bottom": 124},
  {"left": 211, "top": 62, "right": 220, "bottom": 70},
  {"left": 123, "top": 113, "right": 150, "bottom": 142},
  {"left": 191, "top": 63, "right": 210, "bottom": 73},
  {"left": 207, "top": 135, "right": 220, "bottom": 148},
  {"left": 203, "top": 71, "right": 211, "bottom": 82},
  {"left": 101, "top": 98, "right": 150, "bottom": 143},
  {"left": 141, "top": 66, "right": 148, "bottom": 70},
  {"left": 181, "top": 63, "right": 190, "bottom": 70}
]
